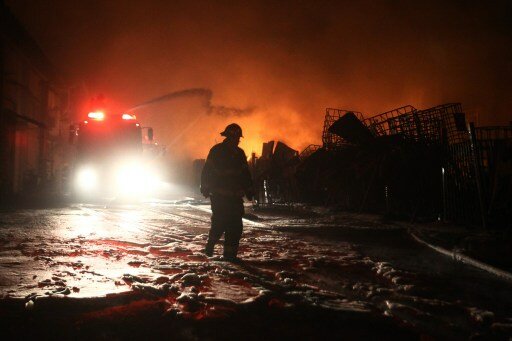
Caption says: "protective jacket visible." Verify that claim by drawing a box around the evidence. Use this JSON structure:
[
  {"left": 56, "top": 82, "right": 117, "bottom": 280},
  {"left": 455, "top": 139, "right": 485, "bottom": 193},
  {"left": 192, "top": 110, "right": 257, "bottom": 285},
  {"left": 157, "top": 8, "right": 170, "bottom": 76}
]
[{"left": 201, "top": 140, "right": 253, "bottom": 198}]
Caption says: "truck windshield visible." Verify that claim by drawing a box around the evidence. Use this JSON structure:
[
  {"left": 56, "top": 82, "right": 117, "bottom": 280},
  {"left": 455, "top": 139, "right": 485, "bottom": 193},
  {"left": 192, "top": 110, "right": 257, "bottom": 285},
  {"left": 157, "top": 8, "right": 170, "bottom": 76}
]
[{"left": 77, "top": 121, "right": 142, "bottom": 161}]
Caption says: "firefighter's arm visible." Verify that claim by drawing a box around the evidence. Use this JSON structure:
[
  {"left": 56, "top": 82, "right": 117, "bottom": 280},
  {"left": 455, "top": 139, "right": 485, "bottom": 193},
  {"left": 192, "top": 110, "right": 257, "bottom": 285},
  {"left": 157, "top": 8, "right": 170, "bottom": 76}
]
[{"left": 200, "top": 151, "right": 214, "bottom": 198}]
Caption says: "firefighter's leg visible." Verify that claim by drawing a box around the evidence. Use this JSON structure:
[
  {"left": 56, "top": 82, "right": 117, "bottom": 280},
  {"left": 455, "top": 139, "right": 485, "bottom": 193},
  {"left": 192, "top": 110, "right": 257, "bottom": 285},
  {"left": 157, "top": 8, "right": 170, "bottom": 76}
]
[
  {"left": 205, "top": 197, "right": 226, "bottom": 256},
  {"left": 223, "top": 220, "right": 243, "bottom": 259},
  {"left": 205, "top": 216, "right": 225, "bottom": 256},
  {"left": 223, "top": 199, "right": 244, "bottom": 259}
]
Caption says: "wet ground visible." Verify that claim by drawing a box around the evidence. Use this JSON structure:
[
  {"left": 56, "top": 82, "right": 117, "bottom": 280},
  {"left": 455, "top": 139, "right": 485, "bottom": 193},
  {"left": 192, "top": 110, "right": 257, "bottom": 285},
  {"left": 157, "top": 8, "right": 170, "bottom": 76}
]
[{"left": 0, "top": 200, "right": 511, "bottom": 339}]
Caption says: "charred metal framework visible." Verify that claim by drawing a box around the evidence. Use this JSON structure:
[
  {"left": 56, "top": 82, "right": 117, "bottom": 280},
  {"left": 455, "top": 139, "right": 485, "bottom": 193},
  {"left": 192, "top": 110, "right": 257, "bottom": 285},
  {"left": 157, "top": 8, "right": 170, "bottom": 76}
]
[
  {"left": 444, "top": 138, "right": 480, "bottom": 224},
  {"left": 361, "top": 103, "right": 468, "bottom": 144},
  {"left": 323, "top": 104, "right": 468, "bottom": 147},
  {"left": 322, "top": 108, "right": 364, "bottom": 149},
  {"left": 472, "top": 125, "right": 512, "bottom": 227},
  {"left": 250, "top": 102, "right": 510, "bottom": 229},
  {"left": 475, "top": 126, "right": 512, "bottom": 140},
  {"left": 362, "top": 105, "right": 417, "bottom": 137},
  {"left": 299, "top": 144, "right": 321, "bottom": 161},
  {"left": 307, "top": 103, "right": 511, "bottom": 228}
]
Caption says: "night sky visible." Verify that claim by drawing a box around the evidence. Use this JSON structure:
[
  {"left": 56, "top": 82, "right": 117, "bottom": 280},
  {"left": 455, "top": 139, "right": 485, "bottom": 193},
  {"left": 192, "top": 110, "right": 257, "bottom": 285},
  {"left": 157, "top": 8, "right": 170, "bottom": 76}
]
[{"left": 6, "top": 0, "right": 512, "bottom": 159}]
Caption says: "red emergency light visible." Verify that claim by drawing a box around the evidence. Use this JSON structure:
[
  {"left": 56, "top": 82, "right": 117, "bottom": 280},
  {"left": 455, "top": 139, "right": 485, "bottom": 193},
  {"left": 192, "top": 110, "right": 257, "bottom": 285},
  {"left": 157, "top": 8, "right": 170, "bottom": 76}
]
[
  {"left": 88, "top": 111, "right": 105, "bottom": 120},
  {"left": 122, "top": 113, "right": 136, "bottom": 120}
]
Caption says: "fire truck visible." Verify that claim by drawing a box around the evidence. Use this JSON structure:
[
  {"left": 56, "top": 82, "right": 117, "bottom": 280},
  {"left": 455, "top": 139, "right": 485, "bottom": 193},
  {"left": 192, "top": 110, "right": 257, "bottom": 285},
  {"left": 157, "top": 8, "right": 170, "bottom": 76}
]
[{"left": 69, "top": 110, "right": 163, "bottom": 199}]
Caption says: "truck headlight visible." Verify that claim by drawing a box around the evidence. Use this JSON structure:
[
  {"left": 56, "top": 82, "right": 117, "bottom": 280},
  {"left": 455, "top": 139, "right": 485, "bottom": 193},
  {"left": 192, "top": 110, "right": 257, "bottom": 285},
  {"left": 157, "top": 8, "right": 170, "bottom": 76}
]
[
  {"left": 115, "top": 163, "right": 162, "bottom": 195},
  {"left": 76, "top": 167, "right": 98, "bottom": 192},
  {"left": 116, "top": 164, "right": 145, "bottom": 194}
]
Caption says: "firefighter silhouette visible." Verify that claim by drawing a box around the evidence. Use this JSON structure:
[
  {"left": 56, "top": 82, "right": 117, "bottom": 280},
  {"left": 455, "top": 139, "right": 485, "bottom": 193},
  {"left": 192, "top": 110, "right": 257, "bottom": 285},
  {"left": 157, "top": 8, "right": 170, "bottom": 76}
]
[{"left": 200, "top": 123, "right": 254, "bottom": 261}]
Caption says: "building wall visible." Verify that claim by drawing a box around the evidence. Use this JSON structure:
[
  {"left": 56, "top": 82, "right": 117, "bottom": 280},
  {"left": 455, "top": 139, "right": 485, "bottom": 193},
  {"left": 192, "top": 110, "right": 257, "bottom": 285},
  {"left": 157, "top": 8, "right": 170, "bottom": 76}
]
[{"left": 0, "top": 4, "right": 68, "bottom": 199}]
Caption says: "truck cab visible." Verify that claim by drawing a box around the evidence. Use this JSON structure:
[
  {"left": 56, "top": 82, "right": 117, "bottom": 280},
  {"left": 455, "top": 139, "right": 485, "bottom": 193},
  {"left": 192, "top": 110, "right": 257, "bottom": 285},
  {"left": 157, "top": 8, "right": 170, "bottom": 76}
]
[{"left": 69, "top": 111, "right": 161, "bottom": 200}]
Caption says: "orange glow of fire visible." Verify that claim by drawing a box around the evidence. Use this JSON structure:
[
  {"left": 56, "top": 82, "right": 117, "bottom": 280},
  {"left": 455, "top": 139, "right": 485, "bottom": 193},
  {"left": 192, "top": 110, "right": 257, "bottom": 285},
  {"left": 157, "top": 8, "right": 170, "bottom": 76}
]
[
  {"left": 234, "top": 107, "right": 319, "bottom": 158},
  {"left": 142, "top": 105, "right": 321, "bottom": 161}
]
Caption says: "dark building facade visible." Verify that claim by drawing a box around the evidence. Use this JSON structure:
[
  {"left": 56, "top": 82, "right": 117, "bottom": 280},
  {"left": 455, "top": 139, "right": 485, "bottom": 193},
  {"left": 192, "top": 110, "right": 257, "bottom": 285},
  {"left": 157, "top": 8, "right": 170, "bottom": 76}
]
[{"left": 1, "top": 2, "right": 69, "bottom": 200}]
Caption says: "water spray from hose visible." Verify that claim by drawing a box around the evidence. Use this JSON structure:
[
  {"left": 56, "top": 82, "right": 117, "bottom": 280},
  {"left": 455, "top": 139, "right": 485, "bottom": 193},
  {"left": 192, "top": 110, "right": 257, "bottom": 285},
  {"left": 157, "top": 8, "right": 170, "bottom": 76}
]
[{"left": 126, "top": 88, "right": 254, "bottom": 116}]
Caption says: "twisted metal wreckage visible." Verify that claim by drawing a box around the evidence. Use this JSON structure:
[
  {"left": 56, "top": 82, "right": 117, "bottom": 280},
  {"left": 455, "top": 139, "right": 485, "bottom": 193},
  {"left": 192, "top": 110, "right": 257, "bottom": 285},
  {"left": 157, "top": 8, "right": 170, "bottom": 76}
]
[{"left": 250, "top": 103, "right": 511, "bottom": 230}]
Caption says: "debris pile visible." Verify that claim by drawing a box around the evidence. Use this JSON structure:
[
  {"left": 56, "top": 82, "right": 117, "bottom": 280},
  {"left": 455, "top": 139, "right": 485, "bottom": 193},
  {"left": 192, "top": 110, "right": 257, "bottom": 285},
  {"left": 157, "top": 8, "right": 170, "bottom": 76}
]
[
  {"left": 259, "top": 103, "right": 511, "bottom": 229},
  {"left": 249, "top": 141, "right": 300, "bottom": 205}
]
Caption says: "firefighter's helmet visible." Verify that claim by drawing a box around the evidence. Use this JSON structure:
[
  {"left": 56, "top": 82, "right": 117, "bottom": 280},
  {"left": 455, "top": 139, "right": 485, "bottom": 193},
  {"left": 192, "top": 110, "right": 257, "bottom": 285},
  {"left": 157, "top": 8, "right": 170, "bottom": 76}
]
[{"left": 220, "top": 123, "right": 243, "bottom": 138}]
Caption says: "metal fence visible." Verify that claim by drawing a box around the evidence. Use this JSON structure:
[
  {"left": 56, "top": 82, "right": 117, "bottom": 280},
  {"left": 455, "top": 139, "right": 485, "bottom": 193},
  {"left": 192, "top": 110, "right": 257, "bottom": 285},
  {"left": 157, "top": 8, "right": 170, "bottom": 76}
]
[
  {"left": 473, "top": 125, "right": 512, "bottom": 229},
  {"left": 443, "top": 140, "right": 481, "bottom": 225},
  {"left": 475, "top": 126, "right": 512, "bottom": 140}
]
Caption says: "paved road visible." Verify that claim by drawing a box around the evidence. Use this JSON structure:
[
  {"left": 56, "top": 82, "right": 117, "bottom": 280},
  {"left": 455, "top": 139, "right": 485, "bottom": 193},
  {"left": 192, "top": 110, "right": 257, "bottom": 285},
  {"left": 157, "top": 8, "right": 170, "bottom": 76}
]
[{"left": 0, "top": 201, "right": 511, "bottom": 339}]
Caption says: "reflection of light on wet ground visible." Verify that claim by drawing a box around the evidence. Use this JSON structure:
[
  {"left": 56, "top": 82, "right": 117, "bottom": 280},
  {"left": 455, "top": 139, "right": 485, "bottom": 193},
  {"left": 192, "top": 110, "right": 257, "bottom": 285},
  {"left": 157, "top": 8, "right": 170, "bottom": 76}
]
[
  {"left": 2, "top": 204, "right": 512, "bottom": 339},
  {"left": 60, "top": 205, "right": 150, "bottom": 242},
  {"left": 0, "top": 205, "right": 158, "bottom": 298},
  {"left": 70, "top": 211, "right": 102, "bottom": 237},
  {"left": 112, "top": 209, "right": 145, "bottom": 236}
]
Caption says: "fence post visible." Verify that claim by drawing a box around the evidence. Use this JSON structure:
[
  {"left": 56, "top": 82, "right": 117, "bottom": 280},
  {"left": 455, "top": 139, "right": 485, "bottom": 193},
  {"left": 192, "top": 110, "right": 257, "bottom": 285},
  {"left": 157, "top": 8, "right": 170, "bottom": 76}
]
[
  {"left": 468, "top": 122, "right": 487, "bottom": 230},
  {"left": 441, "top": 167, "right": 446, "bottom": 222}
]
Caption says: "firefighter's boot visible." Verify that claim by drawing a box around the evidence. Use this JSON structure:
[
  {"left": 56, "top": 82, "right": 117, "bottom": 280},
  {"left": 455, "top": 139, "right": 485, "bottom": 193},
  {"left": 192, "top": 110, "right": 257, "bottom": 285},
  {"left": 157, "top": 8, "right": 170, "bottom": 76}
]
[
  {"left": 204, "top": 242, "right": 214, "bottom": 257},
  {"left": 223, "top": 244, "right": 240, "bottom": 262}
]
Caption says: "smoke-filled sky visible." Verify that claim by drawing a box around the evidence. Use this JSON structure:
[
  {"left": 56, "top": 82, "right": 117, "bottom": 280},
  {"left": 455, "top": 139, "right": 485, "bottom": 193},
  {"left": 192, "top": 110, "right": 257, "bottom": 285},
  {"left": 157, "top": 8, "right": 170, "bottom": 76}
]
[{"left": 6, "top": 0, "right": 512, "bottom": 159}]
